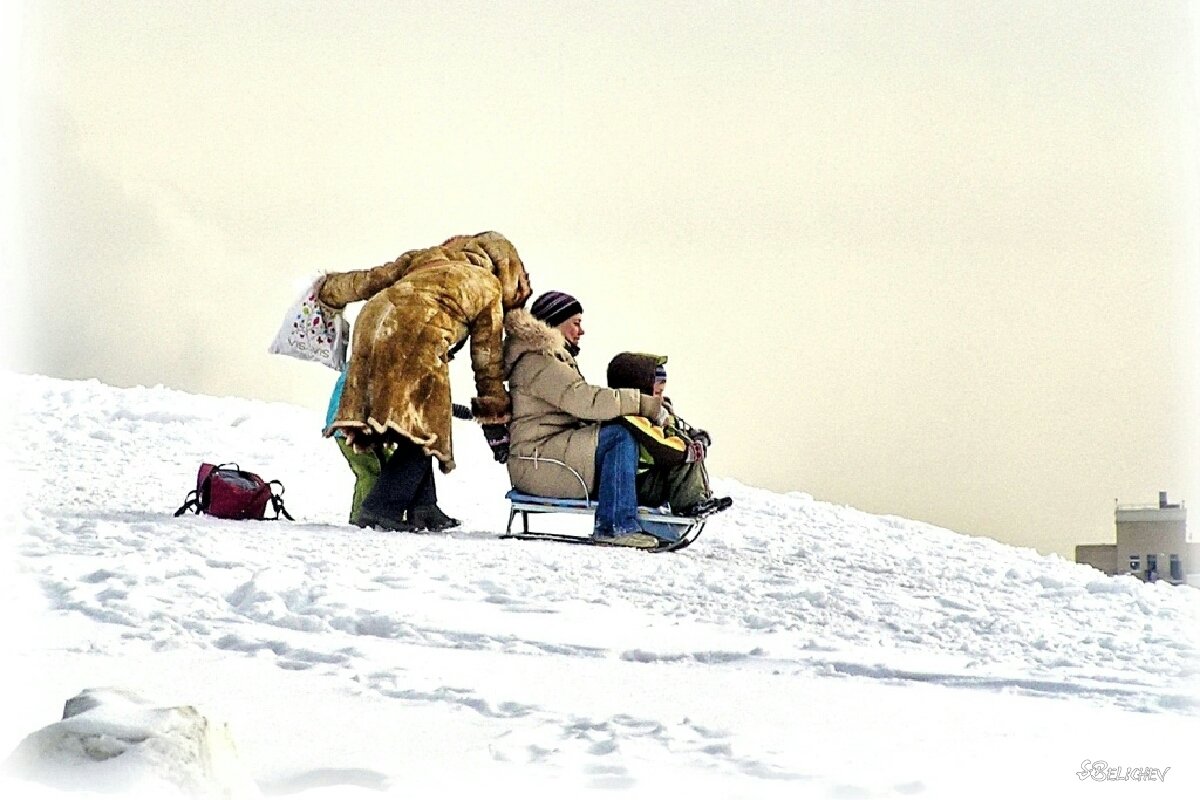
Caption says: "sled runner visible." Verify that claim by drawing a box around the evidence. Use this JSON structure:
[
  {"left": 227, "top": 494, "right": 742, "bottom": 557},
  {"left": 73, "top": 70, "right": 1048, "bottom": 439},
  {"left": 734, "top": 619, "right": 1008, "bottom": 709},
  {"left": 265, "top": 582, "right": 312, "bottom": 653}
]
[{"left": 500, "top": 456, "right": 708, "bottom": 552}]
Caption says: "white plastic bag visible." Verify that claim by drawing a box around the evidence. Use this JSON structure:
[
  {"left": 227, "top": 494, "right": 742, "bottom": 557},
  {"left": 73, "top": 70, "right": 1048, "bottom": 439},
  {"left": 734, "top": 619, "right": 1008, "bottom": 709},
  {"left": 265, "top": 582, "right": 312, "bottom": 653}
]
[{"left": 267, "top": 279, "right": 349, "bottom": 371}]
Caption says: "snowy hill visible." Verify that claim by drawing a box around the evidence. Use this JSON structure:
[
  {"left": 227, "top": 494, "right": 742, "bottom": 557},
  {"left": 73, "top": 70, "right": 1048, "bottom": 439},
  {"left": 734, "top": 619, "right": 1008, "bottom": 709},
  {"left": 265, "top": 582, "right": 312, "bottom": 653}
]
[{"left": 3, "top": 373, "right": 1198, "bottom": 799}]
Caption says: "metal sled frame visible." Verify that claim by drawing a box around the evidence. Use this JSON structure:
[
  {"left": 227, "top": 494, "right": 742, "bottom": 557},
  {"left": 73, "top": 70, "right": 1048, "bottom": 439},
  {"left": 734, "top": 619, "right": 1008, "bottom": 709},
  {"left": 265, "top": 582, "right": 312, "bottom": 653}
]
[{"left": 501, "top": 455, "right": 708, "bottom": 547}]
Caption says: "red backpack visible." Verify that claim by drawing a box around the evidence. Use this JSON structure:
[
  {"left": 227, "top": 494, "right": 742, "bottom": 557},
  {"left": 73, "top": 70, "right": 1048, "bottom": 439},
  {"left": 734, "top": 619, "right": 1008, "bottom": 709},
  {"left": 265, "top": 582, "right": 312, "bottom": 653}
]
[{"left": 174, "top": 463, "right": 293, "bottom": 520}]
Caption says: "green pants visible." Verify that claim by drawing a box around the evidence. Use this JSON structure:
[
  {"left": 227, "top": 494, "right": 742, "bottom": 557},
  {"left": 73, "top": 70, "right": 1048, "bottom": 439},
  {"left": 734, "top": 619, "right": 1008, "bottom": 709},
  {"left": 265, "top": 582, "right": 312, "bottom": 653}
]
[
  {"left": 336, "top": 438, "right": 391, "bottom": 524},
  {"left": 636, "top": 460, "right": 710, "bottom": 513}
]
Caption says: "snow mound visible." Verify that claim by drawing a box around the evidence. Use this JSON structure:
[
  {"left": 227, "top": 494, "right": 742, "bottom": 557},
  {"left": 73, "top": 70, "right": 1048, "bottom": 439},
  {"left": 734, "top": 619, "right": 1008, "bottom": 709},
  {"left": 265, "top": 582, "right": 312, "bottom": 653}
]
[{"left": 5, "top": 688, "right": 256, "bottom": 798}]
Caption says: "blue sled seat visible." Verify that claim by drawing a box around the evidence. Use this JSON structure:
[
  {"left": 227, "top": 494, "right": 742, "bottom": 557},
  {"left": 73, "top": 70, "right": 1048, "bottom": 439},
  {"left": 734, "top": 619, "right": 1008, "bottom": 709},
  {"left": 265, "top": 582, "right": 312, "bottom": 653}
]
[
  {"left": 504, "top": 489, "right": 698, "bottom": 543},
  {"left": 504, "top": 490, "right": 672, "bottom": 514}
]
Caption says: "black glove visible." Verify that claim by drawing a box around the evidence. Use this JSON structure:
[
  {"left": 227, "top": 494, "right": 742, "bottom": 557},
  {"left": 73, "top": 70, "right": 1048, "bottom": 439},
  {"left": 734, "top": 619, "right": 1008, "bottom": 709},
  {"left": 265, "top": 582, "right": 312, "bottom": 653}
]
[
  {"left": 452, "top": 403, "right": 474, "bottom": 420},
  {"left": 482, "top": 423, "right": 510, "bottom": 464}
]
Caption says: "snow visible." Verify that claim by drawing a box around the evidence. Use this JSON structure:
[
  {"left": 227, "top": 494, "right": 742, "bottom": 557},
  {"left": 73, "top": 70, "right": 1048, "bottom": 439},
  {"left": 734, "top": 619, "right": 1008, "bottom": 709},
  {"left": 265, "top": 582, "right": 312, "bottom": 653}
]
[
  {"left": 6, "top": 687, "right": 254, "bottom": 797},
  {"left": 2, "top": 371, "right": 1198, "bottom": 798}
]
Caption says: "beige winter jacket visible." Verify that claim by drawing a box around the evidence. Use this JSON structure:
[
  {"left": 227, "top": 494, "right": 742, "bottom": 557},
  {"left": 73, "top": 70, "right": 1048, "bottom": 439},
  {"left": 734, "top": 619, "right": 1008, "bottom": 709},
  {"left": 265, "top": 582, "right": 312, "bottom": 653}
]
[{"left": 502, "top": 309, "right": 661, "bottom": 498}]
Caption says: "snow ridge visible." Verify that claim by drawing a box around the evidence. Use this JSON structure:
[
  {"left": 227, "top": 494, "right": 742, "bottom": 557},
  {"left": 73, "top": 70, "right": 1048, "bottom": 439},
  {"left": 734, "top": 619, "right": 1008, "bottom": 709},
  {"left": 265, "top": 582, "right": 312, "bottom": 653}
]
[
  {"left": 6, "top": 372, "right": 1199, "bottom": 797},
  {"left": 12, "top": 373, "right": 1197, "bottom": 710}
]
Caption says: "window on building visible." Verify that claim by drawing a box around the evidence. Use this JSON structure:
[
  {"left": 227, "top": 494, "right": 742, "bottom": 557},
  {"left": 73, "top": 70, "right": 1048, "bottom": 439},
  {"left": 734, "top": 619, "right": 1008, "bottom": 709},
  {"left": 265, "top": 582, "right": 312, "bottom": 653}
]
[
  {"left": 1146, "top": 553, "right": 1158, "bottom": 582},
  {"left": 1170, "top": 554, "right": 1183, "bottom": 582}
]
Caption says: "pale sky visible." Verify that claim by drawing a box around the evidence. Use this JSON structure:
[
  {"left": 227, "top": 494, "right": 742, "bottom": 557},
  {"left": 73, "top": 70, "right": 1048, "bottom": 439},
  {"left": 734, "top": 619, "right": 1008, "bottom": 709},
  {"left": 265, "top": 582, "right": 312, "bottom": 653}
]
[{"left": 3, "top": 1, "right": 1197, "bottom": 559}]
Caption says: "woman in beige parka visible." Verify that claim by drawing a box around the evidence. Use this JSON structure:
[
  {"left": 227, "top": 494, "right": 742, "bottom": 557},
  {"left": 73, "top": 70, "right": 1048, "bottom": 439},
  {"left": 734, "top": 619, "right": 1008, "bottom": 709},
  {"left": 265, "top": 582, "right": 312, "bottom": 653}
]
[{"left": 503, "top": 292, "right": 665, "bottom": 546}]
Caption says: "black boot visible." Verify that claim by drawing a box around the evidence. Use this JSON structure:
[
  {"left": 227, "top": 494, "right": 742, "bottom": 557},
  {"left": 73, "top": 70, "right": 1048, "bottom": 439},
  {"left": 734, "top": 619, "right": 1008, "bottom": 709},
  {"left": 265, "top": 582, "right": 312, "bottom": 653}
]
[
  {"left": 678, "top": 496, "right": 733, "bottom": 518},
  {"left": 356, "top": 439, "right": 432, "bottom": 532},
  {"left": 409, "top": 505, "right": 461, "bottom": 532},
  {"left": 355, "top": 508, "right": 415, "bottom": 532}
]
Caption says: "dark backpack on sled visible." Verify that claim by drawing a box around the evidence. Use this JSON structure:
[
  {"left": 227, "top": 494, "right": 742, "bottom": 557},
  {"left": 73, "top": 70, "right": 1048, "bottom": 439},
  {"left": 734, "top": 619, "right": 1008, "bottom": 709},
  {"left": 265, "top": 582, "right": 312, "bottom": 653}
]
[{"left": 174, "top": 463, "right": 293, "bottom": 520}]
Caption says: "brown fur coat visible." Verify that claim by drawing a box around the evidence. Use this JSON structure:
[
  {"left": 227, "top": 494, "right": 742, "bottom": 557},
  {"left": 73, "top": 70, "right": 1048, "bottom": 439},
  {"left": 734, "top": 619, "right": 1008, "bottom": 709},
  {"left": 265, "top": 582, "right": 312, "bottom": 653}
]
[{"left": 318, "top": 232, "right": 532, "bottom": 472}]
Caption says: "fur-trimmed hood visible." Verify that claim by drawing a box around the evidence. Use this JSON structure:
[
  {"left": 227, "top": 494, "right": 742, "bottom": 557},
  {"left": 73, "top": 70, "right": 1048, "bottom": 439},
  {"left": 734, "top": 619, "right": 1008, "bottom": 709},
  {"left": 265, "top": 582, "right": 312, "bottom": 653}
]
[{"left": 503, "top": 308, "right": 575, "bottom": 374}]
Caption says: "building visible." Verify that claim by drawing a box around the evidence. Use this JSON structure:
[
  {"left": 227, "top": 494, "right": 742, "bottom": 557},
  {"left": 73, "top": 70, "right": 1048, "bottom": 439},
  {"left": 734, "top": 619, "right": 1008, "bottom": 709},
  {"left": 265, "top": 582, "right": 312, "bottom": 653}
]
[{"left": 1076, "top": 492, "right": 1199, "bottom": 586}]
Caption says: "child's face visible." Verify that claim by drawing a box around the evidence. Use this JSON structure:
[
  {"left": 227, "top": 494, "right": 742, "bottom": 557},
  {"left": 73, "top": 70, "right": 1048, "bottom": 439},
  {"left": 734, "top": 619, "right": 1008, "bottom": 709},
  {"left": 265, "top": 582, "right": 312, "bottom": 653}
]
[{"left": 653, "top": 379, "right": 666, "bottom": 398}]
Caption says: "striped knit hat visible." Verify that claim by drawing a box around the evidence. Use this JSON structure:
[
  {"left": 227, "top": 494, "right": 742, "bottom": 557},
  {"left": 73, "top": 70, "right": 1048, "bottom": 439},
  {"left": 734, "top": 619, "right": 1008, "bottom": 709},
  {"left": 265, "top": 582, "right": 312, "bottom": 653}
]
[{"left": 530, "top": 291, "right": 583, "bottom": 327}]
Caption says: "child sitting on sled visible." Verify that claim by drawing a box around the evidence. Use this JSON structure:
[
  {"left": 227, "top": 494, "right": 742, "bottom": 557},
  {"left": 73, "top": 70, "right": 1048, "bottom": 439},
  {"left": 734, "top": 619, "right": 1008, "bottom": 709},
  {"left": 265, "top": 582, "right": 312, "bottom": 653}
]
[{"left": 605, "top": 352, "right": 732, "bottom": 517}]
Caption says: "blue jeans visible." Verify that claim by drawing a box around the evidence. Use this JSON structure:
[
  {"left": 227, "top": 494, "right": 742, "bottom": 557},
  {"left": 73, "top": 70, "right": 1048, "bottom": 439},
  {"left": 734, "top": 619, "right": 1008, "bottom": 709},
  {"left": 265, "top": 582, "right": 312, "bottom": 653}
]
[{"left": 593, "top": 423, "right": 641, "bottom": 535}]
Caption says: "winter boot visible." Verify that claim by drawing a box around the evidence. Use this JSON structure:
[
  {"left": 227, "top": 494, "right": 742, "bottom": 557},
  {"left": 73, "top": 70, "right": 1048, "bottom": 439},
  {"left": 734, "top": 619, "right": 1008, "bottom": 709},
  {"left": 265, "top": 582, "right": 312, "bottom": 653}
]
[
  {"left": 354, "top": 508, "right": 415, "bottom": 532},
  {"left": 409, "top": 505, "right": 461, "bottom": 532},
  {"left": 678, "top": 496, "right": 733, "bottom": 518},
  {"left": 591, "top": 530, "right": 661, "bottom": 549}
]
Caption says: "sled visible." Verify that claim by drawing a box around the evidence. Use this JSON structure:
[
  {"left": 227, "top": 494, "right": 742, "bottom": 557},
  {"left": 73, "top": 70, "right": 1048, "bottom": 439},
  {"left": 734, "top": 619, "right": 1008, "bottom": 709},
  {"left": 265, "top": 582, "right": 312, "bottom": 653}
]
[{"left": 500, "top": 456, "right": 709, "bottom": 551}]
